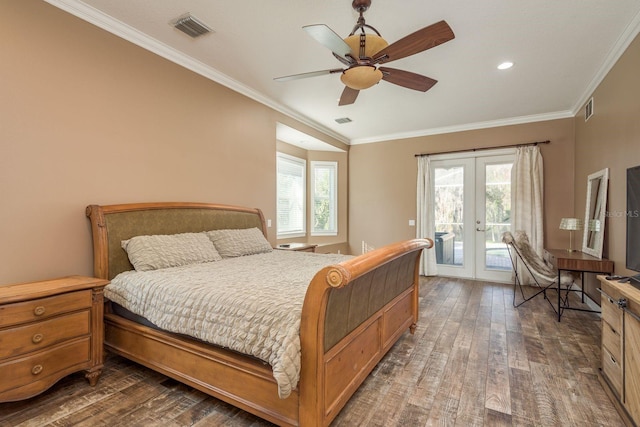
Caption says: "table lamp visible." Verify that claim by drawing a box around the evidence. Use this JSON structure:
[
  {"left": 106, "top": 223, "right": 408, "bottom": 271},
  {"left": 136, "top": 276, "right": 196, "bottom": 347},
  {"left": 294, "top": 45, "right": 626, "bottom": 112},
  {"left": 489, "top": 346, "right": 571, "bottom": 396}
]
[{"left": 559, "top": 218, "right": 583, "bottom": 252}]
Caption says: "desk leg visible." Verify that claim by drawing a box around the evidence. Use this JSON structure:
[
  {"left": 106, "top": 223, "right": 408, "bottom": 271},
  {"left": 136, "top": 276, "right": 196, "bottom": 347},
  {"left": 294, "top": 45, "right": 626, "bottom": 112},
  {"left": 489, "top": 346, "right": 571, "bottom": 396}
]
[{"left": 557, "top": 269, "right": 562, "bottom": 322}]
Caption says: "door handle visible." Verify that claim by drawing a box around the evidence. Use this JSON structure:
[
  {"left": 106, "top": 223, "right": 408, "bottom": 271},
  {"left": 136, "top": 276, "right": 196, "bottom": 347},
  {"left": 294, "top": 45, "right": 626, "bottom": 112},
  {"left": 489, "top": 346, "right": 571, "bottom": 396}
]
[{"left": 476, "top": 228, "right": 485, "bottom": 232}]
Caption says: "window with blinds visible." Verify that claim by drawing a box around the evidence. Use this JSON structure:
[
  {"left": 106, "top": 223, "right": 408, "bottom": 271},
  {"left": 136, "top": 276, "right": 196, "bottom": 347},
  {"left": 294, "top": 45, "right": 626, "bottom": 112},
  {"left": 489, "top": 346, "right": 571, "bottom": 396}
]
[
  {"left": 311, "top": 161, "right": 337, "bottom": 236},
  {"left": 277, "top": 153, "right": 306, "bottom": 237}
]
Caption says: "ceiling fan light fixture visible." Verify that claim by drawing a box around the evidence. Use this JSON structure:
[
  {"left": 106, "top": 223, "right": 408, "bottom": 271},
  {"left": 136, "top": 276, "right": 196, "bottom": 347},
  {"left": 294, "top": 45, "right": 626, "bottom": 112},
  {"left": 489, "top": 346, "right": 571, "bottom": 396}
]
[
  {"left": 341, "top": 66, "right": 383, "bottom": 90},
  {"left": 343, "top": 34, "right": 388, "bottom": 58}
]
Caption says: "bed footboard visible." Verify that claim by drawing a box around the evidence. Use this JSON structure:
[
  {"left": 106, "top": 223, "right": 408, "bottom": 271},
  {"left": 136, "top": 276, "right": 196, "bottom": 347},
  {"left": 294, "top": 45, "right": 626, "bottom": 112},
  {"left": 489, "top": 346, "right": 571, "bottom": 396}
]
[{"left": 298, "top": 238, "right": 433, "bottom": 426}]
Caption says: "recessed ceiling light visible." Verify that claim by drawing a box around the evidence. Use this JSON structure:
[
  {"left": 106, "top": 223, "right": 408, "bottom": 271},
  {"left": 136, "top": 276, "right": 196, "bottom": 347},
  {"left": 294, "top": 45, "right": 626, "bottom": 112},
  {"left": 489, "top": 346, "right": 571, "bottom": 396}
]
[{"left": 497, "top": 61, "right": 514, "bottom": 70}]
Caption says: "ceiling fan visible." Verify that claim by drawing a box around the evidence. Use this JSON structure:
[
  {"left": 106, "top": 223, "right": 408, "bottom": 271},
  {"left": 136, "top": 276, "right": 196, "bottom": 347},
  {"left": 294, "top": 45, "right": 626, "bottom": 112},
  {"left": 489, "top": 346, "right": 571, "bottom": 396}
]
[{"left": 274, "top": 0, "right": 455, "bottom": 106}]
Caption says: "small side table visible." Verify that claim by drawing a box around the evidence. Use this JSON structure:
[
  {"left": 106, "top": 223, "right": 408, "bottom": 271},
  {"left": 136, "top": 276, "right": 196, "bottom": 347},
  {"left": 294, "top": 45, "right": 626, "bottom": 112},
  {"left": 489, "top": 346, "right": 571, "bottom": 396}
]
[
  {"left": 545, "top": 249, "right": 614, "bottom": 321},
  {"left": 0, "top": 275, "right": 109, "bottom": 402},
  {"left": 274, "top": 243, "right": 318, "bottom": 253}
]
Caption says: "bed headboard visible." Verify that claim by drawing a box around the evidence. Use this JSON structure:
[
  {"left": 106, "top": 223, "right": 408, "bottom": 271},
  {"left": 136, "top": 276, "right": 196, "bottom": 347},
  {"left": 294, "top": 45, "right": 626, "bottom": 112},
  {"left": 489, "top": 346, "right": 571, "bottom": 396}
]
[{"left": 86, "top": 202, "right": 267, "bottom": 280}]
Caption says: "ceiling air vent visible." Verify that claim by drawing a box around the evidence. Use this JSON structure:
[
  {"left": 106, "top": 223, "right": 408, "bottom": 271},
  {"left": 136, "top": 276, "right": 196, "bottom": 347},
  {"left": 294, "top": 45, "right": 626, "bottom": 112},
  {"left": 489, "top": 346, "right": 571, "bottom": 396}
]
[
  {"left": 335, "top": 117, "right": 352, "bottom": 124},
  {"left": 585, "top": 97, "right": 594, "bottom": 121},
  {"left": 172, "top": 14, "right": 213, "bottom": 38}
]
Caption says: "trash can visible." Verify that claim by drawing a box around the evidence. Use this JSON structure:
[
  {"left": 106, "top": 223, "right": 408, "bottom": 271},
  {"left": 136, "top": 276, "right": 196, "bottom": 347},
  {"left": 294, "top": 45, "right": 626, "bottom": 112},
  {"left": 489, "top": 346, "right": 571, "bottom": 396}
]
[{"left": 435, "top": 232, "right": 455, "bottom": 264}]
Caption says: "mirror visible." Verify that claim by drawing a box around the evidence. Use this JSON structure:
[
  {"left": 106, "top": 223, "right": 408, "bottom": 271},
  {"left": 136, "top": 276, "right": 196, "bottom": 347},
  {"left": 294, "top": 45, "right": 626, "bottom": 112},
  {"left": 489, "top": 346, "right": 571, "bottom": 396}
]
[{"left": 582, "top": 168, "right": 609, "bottom": 258}]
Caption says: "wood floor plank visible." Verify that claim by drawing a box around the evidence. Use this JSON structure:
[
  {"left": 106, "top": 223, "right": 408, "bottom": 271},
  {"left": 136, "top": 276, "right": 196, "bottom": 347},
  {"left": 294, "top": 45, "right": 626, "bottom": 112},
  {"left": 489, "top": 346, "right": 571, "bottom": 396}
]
[
  {"left": 509, "top": 367, "right": 540, "bottom": 422},
  {"left": 506, "top": 329, "right": 531, "bottom": 371},
  {"left": 0, "top": 277, "right": 627, "bottom": 427},
  {"left": 485, "top": 321, "right": 511, "bottom": 415},
  {"left": 454, "top": 295, "right": 491, "bottom": 427}
]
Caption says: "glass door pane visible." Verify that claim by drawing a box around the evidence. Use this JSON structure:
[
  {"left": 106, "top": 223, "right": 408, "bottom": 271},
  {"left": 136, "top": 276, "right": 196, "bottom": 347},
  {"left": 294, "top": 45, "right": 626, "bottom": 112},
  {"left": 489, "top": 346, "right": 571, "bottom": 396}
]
[
  {"left": 432, "top": 158, "right": 474, "bottom": 278},
  {"left": 484, "top": 162, "right": 512, "bottom": 271},
  {"left": 475, "top": 156, "right": 513, "bottom": 282},
  {"left": 434, "top": 166, "right": 464, "bottom": 266}
]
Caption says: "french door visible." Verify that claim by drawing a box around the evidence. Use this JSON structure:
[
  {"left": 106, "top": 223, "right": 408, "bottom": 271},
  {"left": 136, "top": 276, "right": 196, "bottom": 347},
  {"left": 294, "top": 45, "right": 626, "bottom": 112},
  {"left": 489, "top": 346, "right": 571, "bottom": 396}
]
[{"left": 431, "top": 152, "right": 514, "bottom": 282}]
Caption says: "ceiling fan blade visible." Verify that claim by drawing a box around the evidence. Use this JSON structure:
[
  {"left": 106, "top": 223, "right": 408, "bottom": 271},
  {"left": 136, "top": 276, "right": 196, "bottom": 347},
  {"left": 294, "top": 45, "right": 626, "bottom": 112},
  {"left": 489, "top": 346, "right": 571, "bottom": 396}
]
[
  {"left": 303, "top": 24, "right": 353, "bottom": 59},
  {"left": 274, "top": 68, "right": 344, "bottom": 82},
  {"left": 373, "top": 20, "right": 455, "bottom": 64},
  {"left": 339, "top": 86, "right": 359, "bottom": 106},
  {"left": 379, "top": 67, "right": 437, "bottom": 92}
]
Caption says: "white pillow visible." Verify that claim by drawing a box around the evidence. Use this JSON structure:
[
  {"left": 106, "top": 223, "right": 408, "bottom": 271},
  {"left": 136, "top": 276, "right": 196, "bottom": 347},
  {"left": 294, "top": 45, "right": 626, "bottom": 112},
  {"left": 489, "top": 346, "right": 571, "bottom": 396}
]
[
  {"left": 206, "top": 228, "right": 272, "bottom": 258},
  {"left": 122, "top": 232, "right": 222, "bottom": 271}
]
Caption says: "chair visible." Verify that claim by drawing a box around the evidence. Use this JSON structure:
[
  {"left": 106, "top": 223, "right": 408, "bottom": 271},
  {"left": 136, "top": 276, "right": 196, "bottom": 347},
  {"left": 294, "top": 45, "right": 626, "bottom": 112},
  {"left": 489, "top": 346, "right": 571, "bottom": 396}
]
[{"left": 502, "top": 231, "right": 574, "bottom": 309}]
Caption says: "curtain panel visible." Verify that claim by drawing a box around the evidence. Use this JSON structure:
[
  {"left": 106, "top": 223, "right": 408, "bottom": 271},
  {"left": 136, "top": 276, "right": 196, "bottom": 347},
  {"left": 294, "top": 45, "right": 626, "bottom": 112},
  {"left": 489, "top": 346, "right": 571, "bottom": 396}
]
[
  {"left": 511, "top": 145, "right": 544, "bottom": 284},
  {"left": 417, "top": 156, "right": 438, "bottom": 276}
]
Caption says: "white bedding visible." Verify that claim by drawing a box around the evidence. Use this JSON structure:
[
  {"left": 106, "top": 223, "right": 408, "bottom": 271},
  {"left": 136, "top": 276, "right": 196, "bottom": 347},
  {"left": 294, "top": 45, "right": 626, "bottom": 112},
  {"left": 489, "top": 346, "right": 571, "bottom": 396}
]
[{"left": 104, "top": 250, "right": 350, "bottom": 398}]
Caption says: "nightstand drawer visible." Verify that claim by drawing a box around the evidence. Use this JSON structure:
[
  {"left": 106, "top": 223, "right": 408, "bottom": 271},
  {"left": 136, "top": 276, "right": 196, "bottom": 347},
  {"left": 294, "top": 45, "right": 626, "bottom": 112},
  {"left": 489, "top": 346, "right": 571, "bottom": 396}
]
[
  {"left": 602, "top": 346, "right": 623, "bottom": 397},
  {"left": 602, "top": 319, "right": 622, "bottom": 361},
  {"left": 0, "top": 290, "right": 92, "bottom": 328},
  {"left": 0, "top": 311, "right": 90, "bottom": 359},
  {"left": 0, "top": 337, "right": 91, "bottom": 394}
]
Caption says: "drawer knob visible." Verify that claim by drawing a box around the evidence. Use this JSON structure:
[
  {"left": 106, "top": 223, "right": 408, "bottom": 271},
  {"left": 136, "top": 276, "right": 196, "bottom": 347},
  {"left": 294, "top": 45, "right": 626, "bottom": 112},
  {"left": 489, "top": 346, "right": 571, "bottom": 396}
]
[
  {"left": 33, "top": 306, "right": 46, "bottom": 316},
  {"left": 31, "top": 364, "right": 43, "bottom": 375},
  {"left": 32, "top": 333, "right": 44, "bottom": 344}
]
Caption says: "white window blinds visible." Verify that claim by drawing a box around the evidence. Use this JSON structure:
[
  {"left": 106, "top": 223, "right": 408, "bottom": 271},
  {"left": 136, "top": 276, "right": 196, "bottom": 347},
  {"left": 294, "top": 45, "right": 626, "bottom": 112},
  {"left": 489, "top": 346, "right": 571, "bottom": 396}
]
[{"left": 277, "top": 153, "right": 306, "bottom": 237}]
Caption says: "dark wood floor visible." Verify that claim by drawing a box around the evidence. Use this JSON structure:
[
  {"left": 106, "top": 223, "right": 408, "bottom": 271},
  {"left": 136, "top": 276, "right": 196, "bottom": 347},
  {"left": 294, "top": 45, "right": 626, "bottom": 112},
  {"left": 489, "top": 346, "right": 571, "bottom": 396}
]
[{"left": 0, "top": 277, "right": 624, "bottom": 426}]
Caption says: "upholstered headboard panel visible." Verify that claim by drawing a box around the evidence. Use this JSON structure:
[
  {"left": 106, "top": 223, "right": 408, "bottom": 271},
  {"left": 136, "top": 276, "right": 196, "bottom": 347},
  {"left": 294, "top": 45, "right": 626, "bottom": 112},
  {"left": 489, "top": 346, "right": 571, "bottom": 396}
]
[{"left": 86, "top": 203, "right": 266, "bottom": 280}]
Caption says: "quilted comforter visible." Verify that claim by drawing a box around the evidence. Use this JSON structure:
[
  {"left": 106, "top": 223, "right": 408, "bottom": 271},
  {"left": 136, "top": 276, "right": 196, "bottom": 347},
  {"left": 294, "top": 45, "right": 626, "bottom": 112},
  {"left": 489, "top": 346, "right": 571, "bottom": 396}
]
[{"left": 104, "top": 250, "right": 350, "bottom": 398}]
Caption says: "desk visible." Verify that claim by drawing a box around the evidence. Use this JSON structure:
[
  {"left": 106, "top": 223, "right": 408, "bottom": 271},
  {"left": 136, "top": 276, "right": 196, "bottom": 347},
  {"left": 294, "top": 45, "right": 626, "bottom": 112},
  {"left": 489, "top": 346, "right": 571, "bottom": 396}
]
[{"left": 545, "top": 249, "right": 614, "bottom": 321}]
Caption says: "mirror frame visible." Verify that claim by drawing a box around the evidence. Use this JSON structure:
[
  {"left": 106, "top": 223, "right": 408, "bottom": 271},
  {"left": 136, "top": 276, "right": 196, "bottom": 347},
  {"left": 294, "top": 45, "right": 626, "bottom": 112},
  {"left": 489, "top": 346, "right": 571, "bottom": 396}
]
[{"left": 582, "top": 168, "right": 609, "bottom": 258}]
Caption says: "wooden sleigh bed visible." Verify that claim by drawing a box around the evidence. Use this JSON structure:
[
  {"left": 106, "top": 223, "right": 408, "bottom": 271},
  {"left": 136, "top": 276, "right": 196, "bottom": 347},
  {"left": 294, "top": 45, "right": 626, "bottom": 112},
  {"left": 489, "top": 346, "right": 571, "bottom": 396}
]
[{"left": 86, "top": 202, "right": 432, "bottom": 426}]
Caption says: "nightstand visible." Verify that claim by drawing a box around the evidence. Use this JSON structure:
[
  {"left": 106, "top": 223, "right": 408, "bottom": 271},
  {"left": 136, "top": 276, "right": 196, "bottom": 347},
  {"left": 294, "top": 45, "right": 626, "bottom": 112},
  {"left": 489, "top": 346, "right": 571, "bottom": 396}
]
[
  {"left": 0, "top": 275, "right": 109, "bottom": 402},
  {"left": 274, "top": 243, "right": 318, "bottom": 253}
]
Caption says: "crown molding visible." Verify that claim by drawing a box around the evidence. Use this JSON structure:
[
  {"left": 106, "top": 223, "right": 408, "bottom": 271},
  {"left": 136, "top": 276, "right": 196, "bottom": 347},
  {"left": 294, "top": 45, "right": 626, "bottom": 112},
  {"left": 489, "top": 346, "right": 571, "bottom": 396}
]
[
  {"left": 349, "top": 110, "right": 575, "bottom": 145},
  {"left": 571, "top": 8, "right": 640, "bottom": 115},
  {"left": 42, "top": 0, "right": 350, "bottom": 145}
]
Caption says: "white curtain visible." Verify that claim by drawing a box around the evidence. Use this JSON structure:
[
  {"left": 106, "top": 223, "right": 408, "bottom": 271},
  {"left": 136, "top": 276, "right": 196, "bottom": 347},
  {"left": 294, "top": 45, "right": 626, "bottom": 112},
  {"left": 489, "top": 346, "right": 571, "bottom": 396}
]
[
  {"left": 512, "top": 145, "right": 544, "bottom": 284},
  {"left": 417, "top": 156, "right": 438, "bottom": 276}
]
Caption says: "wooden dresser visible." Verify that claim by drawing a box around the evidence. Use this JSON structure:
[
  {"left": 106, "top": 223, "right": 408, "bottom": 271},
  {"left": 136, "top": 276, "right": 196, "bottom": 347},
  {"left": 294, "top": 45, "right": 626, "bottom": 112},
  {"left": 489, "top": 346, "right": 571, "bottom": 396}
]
[
  {"left": 0, "top": 275, "right": 108, "bottom": 402},
  {"left": 598, "top": 275, "right": 640, "bottom": 426}
]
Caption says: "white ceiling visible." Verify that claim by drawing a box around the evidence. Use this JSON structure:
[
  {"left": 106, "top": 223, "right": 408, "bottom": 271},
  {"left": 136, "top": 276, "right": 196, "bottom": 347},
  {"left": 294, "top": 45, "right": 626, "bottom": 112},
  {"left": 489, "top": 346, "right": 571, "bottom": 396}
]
[{"left": 47, "top": 0, "right": 640, "bottom": 145}]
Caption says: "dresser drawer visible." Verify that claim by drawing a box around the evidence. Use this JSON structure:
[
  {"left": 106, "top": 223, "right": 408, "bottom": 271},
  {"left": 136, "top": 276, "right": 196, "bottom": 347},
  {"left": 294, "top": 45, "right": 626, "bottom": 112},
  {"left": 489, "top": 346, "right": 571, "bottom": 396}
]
[
  {"left": 0, "top": 290, "right": 91, "bottom": 328},
  {"left": 602, "top": 346, "right": 623, "bottom": 397},
  {"left": 0, "top": 337, "right": 91, "bottom": 394},
  {"left": 601, "top": 285, "right": 623, "bottom": 333},
  {"left": 0, "top": 311, "right": 90, "bottom": 359},
  {"left": 602, "top": 319, "right": 622, "bottom": 361}
]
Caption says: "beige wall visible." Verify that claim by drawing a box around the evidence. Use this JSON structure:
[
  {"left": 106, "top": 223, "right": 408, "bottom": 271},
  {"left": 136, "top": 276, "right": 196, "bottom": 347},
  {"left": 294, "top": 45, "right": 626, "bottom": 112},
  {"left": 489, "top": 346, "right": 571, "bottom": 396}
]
[
  {"left": 4, "top": 1, "right": 638, "bottom": 287},
  {"left": 348, "top": 119, "right": 575, "bottom": 254},
  {"left": 0, "top": 0, "right": 346, "bottom": 285},
  {"left": 575, "top": 32, "right": 640, "bottom": 277}
]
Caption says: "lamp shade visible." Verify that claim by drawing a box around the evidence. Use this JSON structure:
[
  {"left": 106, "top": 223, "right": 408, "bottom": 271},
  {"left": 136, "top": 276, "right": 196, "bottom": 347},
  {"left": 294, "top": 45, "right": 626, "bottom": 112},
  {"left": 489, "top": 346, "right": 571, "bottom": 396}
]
[{"left": 559, "top": 218, "right": 583, "bottom": 231}]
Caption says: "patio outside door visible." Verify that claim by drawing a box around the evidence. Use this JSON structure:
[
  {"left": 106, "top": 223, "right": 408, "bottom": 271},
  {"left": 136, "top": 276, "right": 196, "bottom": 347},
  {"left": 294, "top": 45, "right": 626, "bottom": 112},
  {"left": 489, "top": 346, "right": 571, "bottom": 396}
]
[{"left": 431, "top": 152, "right": 514, "bottom": 282}]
